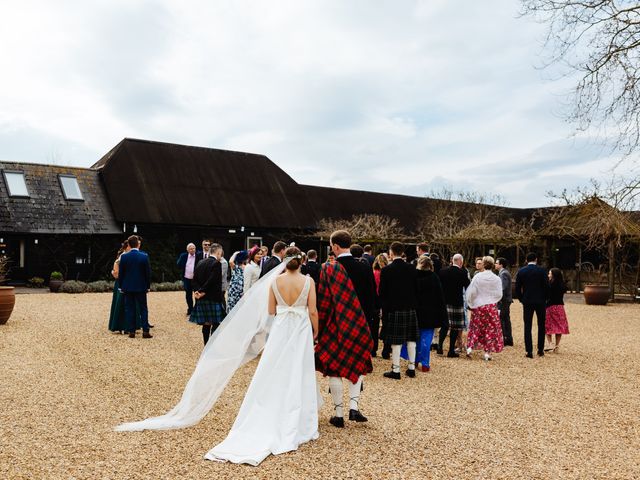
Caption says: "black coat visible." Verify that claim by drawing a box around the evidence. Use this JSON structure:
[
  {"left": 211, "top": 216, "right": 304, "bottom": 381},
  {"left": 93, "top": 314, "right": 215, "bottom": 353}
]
[
  {"left": 305, "top": 260, "right": 321, "bottom": 285},
  {"left": 415, "top": 270, "right": 447, "bottom": 329},
  {"left": 379, "top": 258, "right": 417, "bottom": 312},
  {"left": 515, "top": 264, "right": 549, "bottom": 305},
  {"left": 259, "top": 255, "right": 282, "bottom": 278},
  {"left": 336, "top": 255, "right": 377, "bottom": 319},
  {"left": 438, "top": 265, "right": 470, "bottom": 307},
  {"left": 193, "top": 257, "right": 223, "bottom": 301}
]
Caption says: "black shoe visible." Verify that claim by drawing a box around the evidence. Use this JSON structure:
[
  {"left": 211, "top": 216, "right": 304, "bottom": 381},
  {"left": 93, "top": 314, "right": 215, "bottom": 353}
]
[
  {"left": 142, "top": 332, "right": 153, "bottom": 339},
  {"left": 405, "top": 368, "right": 416, "bottom": 378},
  {"left": 436, "top": 347, "right": 444, "bottom": 356},
  {"left": 381, "top": 353, "right": 390, "bottom": 360},
  {"left": 383, "top": 371, "right": 401, "bottom": 380},
  {"left": 349, "top": 409, "right": 368, "bottom": 422},
  {"left": 128, "top": 331, "right": 135, "bottom": 338},
  {"left": 371, "top": 351, "right": 377, "bottom": 358},
  {"left": 446, "top": 351, "right": 460, "bottom": 358},
  {"left": 537, "top": 351, "right": 544, "bottom": 357},
  {"left": 504, "top": 340, "right": 514, "bottom": 346},
  {"left": 148, "top": 324, "right": 154, "bottom": 328},
  {"left": 431, "top": 344, "right": 438, "bottom": 351},
  {"left": 525, "top": 352, "right": 533, "bottom": 358},
  {"left": 329, "top": 416, "right": 345, "bottom": 428}
]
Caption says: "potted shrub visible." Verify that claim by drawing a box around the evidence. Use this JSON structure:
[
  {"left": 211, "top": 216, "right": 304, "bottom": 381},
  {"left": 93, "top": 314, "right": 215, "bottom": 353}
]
[
  {"left": 0, "top": 256, "right": 15, "bottom": 325},
  {"left": 49, "top": 271, "right": 64, "bottom": 293}
]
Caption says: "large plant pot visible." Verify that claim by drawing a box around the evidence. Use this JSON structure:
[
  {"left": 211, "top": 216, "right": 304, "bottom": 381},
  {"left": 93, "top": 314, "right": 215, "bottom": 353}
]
[
  {"left": 584, "top": 285, "right": 610, "bottom": 305},
  {"left": 49, "top": 279, "right": 64, "bottom": 293},
  {"left": 0, "top": 286, "right": 15, "bottom": 325}
]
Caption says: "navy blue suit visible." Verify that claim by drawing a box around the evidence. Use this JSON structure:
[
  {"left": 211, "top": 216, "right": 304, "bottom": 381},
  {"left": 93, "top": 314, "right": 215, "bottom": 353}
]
[
  {"left": 515, "top": 263, "right": 549, "bottom": 355},
  {"left": 177, "top": 251, "right": 203, "bottom": 314},
  {"left": 119, "top": 249, "right": 151, "bottom": 333}
]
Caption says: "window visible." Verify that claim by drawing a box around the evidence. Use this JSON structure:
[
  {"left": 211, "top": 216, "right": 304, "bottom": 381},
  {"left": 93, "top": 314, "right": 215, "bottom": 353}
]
[
  {"left": 3, "top": 171, "right": 29, "bottom": 197},
  {"left": 58, "top": 175, "right": 83, "bottom": 200}
]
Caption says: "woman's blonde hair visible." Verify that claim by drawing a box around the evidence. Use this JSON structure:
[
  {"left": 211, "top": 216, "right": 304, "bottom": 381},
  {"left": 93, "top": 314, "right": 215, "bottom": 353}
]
[
  {"left": 482, "top": 255, "right": 495, "bottom": 271},
  {"left": 373, "top": 253, "right": 388, "bottom": 270},
  {"left": 417, "top": 256, "right": 433, "bottom": 271}
]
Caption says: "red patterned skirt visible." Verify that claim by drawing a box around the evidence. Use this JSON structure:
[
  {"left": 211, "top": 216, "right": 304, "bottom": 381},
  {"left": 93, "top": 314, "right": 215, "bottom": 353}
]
[
  {"left": 545, "top": 305, "right": 570, "bottom": 334},
  {"left": 467, "top": 303, "right": 504, "bottom": 354}
]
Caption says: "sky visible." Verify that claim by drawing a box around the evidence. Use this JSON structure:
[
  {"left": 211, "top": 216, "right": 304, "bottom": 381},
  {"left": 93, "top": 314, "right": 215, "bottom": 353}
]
[{"left": 0, "top": 0, "right": 621, "bottom": 208}]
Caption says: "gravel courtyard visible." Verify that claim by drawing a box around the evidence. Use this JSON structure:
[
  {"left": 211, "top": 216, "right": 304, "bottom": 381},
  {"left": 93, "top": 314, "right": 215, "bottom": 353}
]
[{"left": 1, "top": 292, "right": 638, "bottom": 480}]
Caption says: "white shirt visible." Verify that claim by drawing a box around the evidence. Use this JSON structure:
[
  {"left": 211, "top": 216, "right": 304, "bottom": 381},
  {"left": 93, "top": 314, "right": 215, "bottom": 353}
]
[
  {"left": 243, "top": 262, "right": 261, "bottom": 294},
  {"left": 466, "top": 270, "right": 503, "bottom": 308},
  {"left": 337, "top": 253, "right": 352, "bottom": 258}
]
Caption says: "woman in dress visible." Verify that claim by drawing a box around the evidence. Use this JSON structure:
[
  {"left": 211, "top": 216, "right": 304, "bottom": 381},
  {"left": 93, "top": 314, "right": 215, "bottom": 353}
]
[
  {"left": 373, "top": 253, "right": 389, "bottom": 358},
  {"left": 108, "top": 241, "right": 129, "bottom": 333},
  {"left": 227, "top": 250, "right": 248, "bottom": 311},
  {"left": 372, "top": 253, "right": 388, "bottom": 295},
  {"left": 243, "top": 247, "right": 263, "bottom": 294},
  {"left": 465, "top": 256, "right": 504, "bottom": 361},
  {"left": 545, "top": 268, "right": 569, "bottom": 353}
]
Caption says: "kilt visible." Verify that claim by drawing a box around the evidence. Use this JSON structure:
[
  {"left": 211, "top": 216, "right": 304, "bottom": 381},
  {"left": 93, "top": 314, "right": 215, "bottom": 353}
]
[
  {"left": 189, "top": 299, "right": 226, "bottom": 325},
  {"left": 446, "top": 305, "right": 465, "bottom": 329},
  {"left": 384, "top": 309, "right": 419, "bottom": 345}
]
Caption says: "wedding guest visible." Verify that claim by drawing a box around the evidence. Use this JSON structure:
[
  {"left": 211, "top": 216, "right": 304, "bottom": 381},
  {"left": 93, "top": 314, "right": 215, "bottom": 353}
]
[
  {"left": 108, "top": 241, "right": 130, "bottom": 333},
  {"left": 437, "top": 253, "right": 470, "bottom": 357},
  {"left": 177, "top": 243, "right": 203, "bottom": 316},
  {"left": 259, "top": 245, "right": 270, "bottom": 268},
  {"left": 403, "top": 256, "right": 447, "bottom": 372},
  {"left": 465, "top": 256, "right": 504, "bottom": 361},
  {"left": 515, "top": 252, "right": 549, "bottom": 358},
  {"left": 190, "top": 244, "right": 225, "bottom": 345},
  {"left": 495, "top": 257, "right": 514, "bottom": 346},
  {"left": 326, "top": 251, "right": 336, "bottom": 264},
  {"left": 305, "top": 249, "right": 321, "bottom": 284},
  {"left": 243, "top": 247, "right": 263, "bottom": 294},
  {"left": 430, "top": 252, "right": 443, "bottom": 273},
  {"left": 379, "top": 242, "right": 419, "bottom": 379},
  {"left": 473, "top": 257, "right": 484, "bottom": 277},
  {"left": 372, "top": 253, "right": 388, "bottom": 294},
  {"left": 218, "top": 246, "right": 230, "bottom": 301},
  {"left": 259, "top": 241, "right": 287, "bottom": 278},
  {"left": 363, "top": 245, "right": 375, "bottom": 266},
  {"left": 201, "top": 239, "right": 213, "bottom": 259},
  {"left": 373, "top": 253, "right": 389, "bottom": 358},
  {"left": 412, "top": 242, "right": 430, "bottom": 266},
  {"left": 118, "top": 235, "right": 152, "bottom": 339},
  {"left": 545, "top": 268, "right": 569, "bottom": 353},
  {"left": 350, "top": 244, "right": 368, "bottom": 264},
  {"left": 227, "top": 250, "right": 249, "bottom": 312}
]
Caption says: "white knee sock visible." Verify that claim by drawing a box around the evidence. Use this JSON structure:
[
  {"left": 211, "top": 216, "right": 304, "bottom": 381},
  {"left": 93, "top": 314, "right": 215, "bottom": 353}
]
[
  {"left": 391, "top": 345, "right": 401, "bottom": 372},
  {"left": 407, "top": 341, "right": 417, "bottom": 369},
  {"left": 328, "top": 377, "right": 344, "bottom": 417},
  {"left": 348, "top": 375, "right": 363, "bottom": 410}
]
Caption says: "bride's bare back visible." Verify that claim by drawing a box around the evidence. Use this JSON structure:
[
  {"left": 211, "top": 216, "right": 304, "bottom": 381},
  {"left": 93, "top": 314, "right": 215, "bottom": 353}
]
[{"left": 268, "top": 270, "right": 319, "bottom": 337}]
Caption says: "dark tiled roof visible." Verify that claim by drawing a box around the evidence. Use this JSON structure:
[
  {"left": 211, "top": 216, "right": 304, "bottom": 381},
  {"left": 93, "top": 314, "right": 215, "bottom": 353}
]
[
  {"left": 92, "top": 138, "right": 316, "bottom": 229},
  {"left": 0, "top": 162, "right": 120, "bottom": 234}
]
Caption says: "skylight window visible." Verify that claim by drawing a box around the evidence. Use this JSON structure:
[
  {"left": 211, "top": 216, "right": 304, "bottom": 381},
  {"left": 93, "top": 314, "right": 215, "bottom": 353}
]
[
  {"left": 59, "top": 175, "right": 83, "bottom": 201},
  {"left": 3, "top": 171, "right": 29, "bottom": 197}
]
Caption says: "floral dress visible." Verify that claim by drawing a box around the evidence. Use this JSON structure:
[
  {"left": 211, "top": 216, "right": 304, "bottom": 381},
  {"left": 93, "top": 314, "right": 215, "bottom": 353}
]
[{"left": 227, "top": 265, "right": 244, "bottom": 312}]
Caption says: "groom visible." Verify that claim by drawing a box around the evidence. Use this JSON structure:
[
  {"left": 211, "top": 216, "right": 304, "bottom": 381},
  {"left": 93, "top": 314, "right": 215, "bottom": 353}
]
[{"left": 316, "top": 230, "right": 374, "bottom": 428}]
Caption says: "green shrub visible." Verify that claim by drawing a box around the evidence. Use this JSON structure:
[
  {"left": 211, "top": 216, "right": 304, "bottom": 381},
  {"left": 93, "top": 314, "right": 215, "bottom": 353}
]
[
  {"left": 59, "top": 280, "right": 88, "bottom": 293},
  {"left": 86, "top": 280, "right": 114, "bottom": 293},
  {"left": 150, "top": 281, "right": 183, "bottom": 292},
  {"left": 50, "top": 271, "right": 63, "bottom": 280},
  {"left": 27, "top": 277, "right": 45, "bottom": 288}
]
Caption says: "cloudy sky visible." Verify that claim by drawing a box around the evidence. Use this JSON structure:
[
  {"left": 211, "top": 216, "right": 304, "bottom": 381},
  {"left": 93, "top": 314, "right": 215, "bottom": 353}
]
[{"left": 0, "top": 0, "right": 619, "bottom": 207}]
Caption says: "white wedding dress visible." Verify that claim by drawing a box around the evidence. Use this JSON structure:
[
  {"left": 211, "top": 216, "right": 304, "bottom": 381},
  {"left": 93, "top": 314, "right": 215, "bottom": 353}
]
[{"left": 205, "top": 275, "right": 319, "bottom": 465}]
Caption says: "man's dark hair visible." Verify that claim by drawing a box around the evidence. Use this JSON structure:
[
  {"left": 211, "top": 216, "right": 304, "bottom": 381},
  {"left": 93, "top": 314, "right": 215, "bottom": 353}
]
[
  {"left": 350, "top": 244, "right": 364, "bottom": 258},
  {"left": 330, "top": 230, "right": 352, "bottom": 249},
  {"left": 273, "top": 241, "right": 287, "bottom": 254},
  {"left": 526, "top": 252, "right": 537, "bottom": 263},
  {"left": 363, "top": 244, "right": 373, "bottom": 253},
  {"left": 307, "top": 249, "right": 318, "bottom": 260},
  {"left": 127, "top": 235, "right": 140, "bottom": 248},
  {"left": 390, "top": 241, "right": 405, "bottom": 256},
  {"left": 496, "top": 257, "right": 509, "bottom": 268},
  {"left": 417, "top": 242, "right": 429, "bottom": 253}
]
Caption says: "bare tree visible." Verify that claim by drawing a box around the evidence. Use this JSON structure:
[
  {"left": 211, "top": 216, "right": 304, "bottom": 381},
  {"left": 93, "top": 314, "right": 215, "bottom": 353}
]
[{"left": 316, "top": 214, "right": 408, "bottom": 244}]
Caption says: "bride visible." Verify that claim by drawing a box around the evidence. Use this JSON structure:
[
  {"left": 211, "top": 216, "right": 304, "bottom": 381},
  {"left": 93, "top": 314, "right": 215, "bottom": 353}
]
[{"left": 116, "top": 246, "right": 320, "bottom": 466}]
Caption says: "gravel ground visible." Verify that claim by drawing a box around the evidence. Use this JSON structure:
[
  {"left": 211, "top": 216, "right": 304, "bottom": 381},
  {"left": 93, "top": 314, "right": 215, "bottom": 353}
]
[{"left": 1, "top": 292, "right": 638, "bottom": 480}]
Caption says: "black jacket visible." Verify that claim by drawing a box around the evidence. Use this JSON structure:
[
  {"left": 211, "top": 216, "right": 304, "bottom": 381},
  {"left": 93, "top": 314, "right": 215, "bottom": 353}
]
[
  {"left": 305, "top": 260, "right": 321, "bottom": 285},
  {"left": 438, "top": 265, "right": 470, "bottom": 307},
  {"left": 336, "top": 255, "right": 377, "bottom": 319},
  {"left": 515, "top": 264, "right": 549, "bottom": 305},
  {"left": 193, "top": 257, "right": 223, "bottom": 302},
  {"left": 379, "top": 258, "right": 417, "bottom": 312},
  {"left": 259, "top": 255, "right": 282, "bottom": 278},
  {"left": 547, "top": 281, "right": 566, "bottom": 306},
  {"left": 415, "top": 270, "right": 447, "bottom": 329}
]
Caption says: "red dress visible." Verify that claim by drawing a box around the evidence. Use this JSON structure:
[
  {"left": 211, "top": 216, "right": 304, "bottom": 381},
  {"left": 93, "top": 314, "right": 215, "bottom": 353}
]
[{"left": 467, "top": 304, "right": 504, "bottom": 353}]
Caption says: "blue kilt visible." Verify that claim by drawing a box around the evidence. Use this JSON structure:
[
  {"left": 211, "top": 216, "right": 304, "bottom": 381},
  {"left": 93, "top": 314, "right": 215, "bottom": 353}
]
[{"left": 189, "top": 299, "right": 226, "bottom": 325}]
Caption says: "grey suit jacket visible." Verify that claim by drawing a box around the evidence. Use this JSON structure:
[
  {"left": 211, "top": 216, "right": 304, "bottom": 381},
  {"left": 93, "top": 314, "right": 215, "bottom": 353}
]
[{"left": 499, "top": 268, "right": 513, "bottom": 303}]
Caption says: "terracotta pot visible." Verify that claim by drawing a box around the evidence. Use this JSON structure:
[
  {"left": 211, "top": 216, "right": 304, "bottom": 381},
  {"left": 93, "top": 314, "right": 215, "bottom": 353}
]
[
  {"left": 0, "top": 286, "right": 16, "bottom": 325},
  {"left": 584, "top": 284, "right": 610, "bottom": 305},
  {"left": 49, "top": 279, "right": 64, "bottom": 293}
]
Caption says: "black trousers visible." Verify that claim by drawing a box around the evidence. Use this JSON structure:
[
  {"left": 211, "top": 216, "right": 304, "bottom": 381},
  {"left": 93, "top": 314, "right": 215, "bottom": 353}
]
[
  {"left": 522, "top": 302, "right": 546, "bottom": 354},
  {"left": 183, "top": 277, "right": 194, "bottom": 314},
  {"left": 499, "top": 300, "right": 513, "bottom": 344},
  {"left": 367, "top": 313, "right": 380, "bottom": 355}
]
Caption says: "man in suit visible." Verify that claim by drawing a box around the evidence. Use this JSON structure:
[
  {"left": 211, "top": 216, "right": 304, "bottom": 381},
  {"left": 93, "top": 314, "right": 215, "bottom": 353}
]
[
  {"left": 379, "top": 241, "right": 419, "bottom": 379},
  {"left": 259, "top": 241, "right": 287, "bottom": 278},
  {"left": 437, "top": 253, "right": 470, "bottom": 357},
  {"left": 362, "top": 245, "right": 375, "bottom": 266},
  {"left": 496, "top": 257, "right": 514, "bottom": 346},
  {"left": 177, "top": 243, "right": 203, "bottom": 316},
  {"left": 515, "top": 252, "right": 549, "bottom": 358},
  {"left": 201, "top": 239, "right": 213, "bottom": 259},
  {"left": 118, "top": 235, "right": 152, "bottom": 339},
  {"left": 316, "top": 230, "right": 375, "bottom": 428},
  {"left": 305, "top": 249, "right": 321, "bottom": 285}
]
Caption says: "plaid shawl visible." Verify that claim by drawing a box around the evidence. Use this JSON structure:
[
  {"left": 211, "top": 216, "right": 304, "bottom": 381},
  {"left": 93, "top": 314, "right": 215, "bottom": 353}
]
[{"left": 315, "top": 261, "right": 373, "bottom": 383}]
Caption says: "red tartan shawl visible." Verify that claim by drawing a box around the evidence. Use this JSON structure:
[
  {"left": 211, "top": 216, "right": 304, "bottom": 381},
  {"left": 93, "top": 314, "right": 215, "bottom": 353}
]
[{"left": 315, "top": 261, "right": 373, "bottom": 383}]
